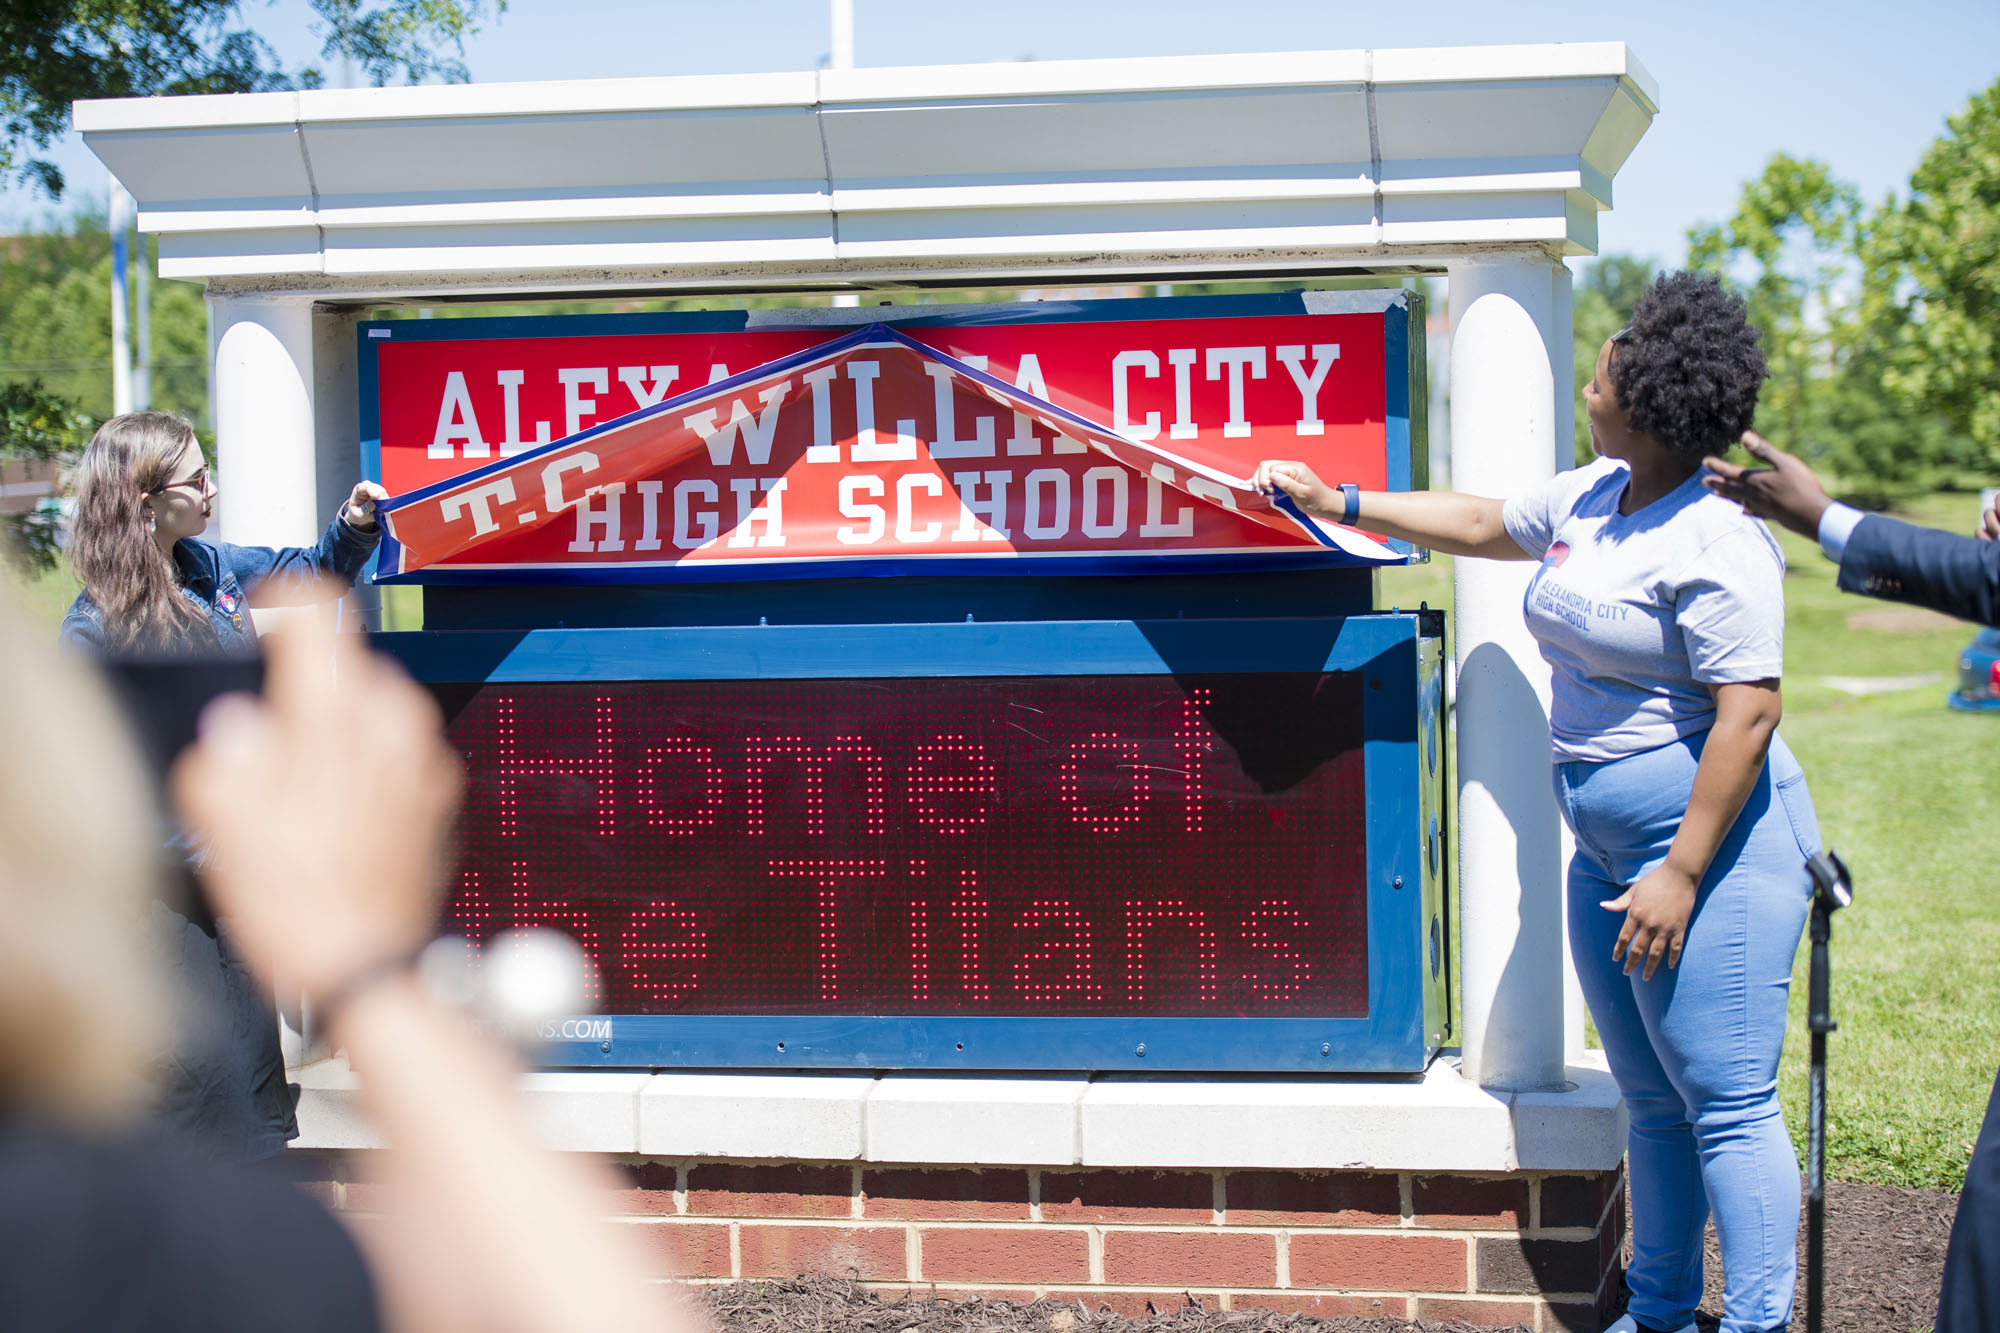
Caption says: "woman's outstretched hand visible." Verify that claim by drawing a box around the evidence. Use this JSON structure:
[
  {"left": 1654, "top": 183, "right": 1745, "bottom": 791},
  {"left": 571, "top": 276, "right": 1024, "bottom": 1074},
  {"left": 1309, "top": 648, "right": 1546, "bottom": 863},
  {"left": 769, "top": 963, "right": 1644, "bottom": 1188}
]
[
  {"left": 1252, "top": 459, "right": 1337, "bottom": 517},
  {"left": 1602, "top": 864, "right": 1698, "bottom": 981},
  {"left": 342, "top": 480, "right": 391, "bottom": 531}
]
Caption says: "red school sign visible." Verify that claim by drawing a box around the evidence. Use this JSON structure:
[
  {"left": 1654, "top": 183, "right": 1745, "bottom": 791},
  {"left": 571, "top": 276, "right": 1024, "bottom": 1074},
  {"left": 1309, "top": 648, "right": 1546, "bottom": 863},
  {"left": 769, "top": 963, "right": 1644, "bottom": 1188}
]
[{"left": 365, "top": 292, "right": 1423, "bottom": 581}]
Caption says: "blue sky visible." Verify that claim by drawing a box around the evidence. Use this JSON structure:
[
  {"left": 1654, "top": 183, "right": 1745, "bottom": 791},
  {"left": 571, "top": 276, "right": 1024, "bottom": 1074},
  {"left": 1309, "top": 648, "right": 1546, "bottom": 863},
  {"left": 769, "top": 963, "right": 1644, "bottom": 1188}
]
[{"left": 6, "top": 0, "right": 1997, "bottom": 271}]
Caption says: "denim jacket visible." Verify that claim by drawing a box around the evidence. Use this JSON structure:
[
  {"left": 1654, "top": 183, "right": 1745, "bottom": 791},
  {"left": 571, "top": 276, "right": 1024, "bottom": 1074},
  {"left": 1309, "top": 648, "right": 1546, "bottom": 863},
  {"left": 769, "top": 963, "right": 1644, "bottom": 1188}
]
[{"left": 60, "top": 515, "right": 379, "bottom": 656}]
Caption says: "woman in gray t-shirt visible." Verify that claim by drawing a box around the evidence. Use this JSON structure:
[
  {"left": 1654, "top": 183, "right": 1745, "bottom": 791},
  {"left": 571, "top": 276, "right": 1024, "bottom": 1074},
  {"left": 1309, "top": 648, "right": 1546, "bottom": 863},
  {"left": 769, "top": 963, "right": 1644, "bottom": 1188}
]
[{"left": 1258, "top": 272, "right": 1818, "bottom": 1333}]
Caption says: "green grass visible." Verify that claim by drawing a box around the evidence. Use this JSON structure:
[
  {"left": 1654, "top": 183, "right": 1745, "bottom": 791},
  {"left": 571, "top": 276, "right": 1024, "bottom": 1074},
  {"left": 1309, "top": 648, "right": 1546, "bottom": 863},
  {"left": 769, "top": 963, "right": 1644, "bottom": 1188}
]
[
  {"left": 1381, "top": 494, "right": 1999, "bottom": 1192},
  {"left": 2, "top": 559, "right": 81, "bottom": 628}
]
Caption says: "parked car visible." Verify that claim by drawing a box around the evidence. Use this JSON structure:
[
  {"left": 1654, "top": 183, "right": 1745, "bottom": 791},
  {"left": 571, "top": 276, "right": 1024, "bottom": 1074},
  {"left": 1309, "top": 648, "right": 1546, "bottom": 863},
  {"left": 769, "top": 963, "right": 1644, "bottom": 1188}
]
[{"left": 1951, "top": 626, "right": 2000, "bottom": 712}]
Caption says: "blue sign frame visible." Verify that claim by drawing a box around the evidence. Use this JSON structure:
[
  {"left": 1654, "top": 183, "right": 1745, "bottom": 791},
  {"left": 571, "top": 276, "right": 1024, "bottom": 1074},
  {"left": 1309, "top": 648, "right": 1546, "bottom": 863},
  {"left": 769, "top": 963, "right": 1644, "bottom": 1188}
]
[
  {"left": 371, "top": 609, "right": 1449, "bottom": 1073},
  {"left": 357, "top": 287, "right": 1427, "bottom": 586}
]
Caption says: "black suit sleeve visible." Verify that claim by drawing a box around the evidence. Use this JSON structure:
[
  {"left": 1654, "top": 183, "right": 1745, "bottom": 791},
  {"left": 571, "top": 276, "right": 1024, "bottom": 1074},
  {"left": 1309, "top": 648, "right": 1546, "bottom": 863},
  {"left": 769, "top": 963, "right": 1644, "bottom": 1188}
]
[{"left": 1837, "top": 514, "right": 2000, "bottom": 628}]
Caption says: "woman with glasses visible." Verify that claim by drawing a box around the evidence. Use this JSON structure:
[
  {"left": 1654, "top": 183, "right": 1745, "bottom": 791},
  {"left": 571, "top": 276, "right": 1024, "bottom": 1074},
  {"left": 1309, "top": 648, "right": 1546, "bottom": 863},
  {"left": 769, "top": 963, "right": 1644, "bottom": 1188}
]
[
  {"left": 60, "top": 410, "right": 386, "bottom": 656},
  {"left": 57, "top": 410, "right": 390, "bottom": 1164},
  {"left": 1257, "top": 272, "right": 1817, "bottom": 1333}
]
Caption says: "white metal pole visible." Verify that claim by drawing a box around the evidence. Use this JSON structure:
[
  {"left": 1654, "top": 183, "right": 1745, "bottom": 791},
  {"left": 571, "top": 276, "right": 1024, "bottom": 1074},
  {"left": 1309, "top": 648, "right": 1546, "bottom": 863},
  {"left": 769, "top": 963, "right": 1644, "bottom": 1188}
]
[
  {"left": 109, "top": 181, "right": 132, "bottom": 415},
  {"left": 134, "top": 220, "right": 152, "bottom": 410},
  {"left": 1446, "top": 253, "right": 1569, "bottom": 1093},
  {"left": 829, "top": 0, "right": 860, "bottom": 309},
  {"left": 830, "top": 0, "right": 854, "bottom": 70}
]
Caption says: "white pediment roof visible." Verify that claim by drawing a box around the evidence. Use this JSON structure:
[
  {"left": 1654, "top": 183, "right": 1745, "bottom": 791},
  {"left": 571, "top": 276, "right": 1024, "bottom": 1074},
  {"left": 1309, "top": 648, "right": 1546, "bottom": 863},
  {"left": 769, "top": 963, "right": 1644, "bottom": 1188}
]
[{"left": 75, "top": 43, "right": 1656, "bottom": 296}]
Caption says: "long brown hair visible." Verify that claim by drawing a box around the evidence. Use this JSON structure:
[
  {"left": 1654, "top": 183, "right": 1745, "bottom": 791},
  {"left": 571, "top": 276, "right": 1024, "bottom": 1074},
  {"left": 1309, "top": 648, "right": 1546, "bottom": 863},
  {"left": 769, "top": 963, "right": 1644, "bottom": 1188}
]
[{"left": 69, "top": 412, "right": 215, "bottom": 653}]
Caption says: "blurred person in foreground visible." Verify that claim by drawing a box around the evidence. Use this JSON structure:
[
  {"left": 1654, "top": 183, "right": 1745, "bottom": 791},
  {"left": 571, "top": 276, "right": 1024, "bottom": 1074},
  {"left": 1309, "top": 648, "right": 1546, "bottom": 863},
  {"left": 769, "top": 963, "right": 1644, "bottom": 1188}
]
[
  {"left": 0, "top": 591, "right": 695, "bottom": 1333},
  {"left": 1704, "top": 432, "right": 2000, "bottom": 1333},
  {"left": 58, "top": 410, "right": 388, "bottom": 1160}
]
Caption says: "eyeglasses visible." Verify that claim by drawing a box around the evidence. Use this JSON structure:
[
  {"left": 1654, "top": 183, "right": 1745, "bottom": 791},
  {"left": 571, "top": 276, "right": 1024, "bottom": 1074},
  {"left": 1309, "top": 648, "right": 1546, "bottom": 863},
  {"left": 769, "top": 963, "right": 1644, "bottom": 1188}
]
[
  {"left": 1610, "top": 325, "right": 1635, "bottom": 345},
  {"left": 151, "top": 467, "right": 209, "bottom": 495}
]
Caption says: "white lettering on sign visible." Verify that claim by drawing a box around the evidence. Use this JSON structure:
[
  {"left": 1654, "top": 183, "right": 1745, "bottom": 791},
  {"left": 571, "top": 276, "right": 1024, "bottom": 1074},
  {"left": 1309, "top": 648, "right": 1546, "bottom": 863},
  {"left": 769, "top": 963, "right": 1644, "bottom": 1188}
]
[
  {"left": 950, "top": 470, "right": 1012, "bottom": 542},
  {"left": 541, "top": 452, "right": 603, "bottom": 517},
  {"left": 1006, "top": 354, "right": 1081, "bottom": 455},
  {"left": 495, "top": 370, "right": 552, "bottom": 458},
  {"left": 438, "top": 476, "right": 519, "bottom": 536},
  {"left": 1276, "top": 344, "right": 1340, "bottom": 437},
  {"left": 849, "top": 361, "right": 920, "bottom": 463},
  {"left": 1080, "top": 466, "right": 1129, "bottom": 539},
  {"left": 1111, "top": 350, "right": 1161, "bottom": 441},
  {"left": 802, "top": 364, "right": 841, "bottom": 463},
  {"left": 617, "top": 364, "right": 679, "bottom": 410},
  {"left": 685, "top": 383, "right": 791, "bottom": 467},
  {"left": 1022, "top": 468, "right": 1071, "bottom": 541},
  {"left": 726, "top": 477, "right": 788, "bottom": 548},
  {"left": 673, "top": 480, "right": 719, "bottom": 550},
  {"left": 1140, "top": 464, "right": 1195, "bottom": 538},
  {"left": 1166, "top": 348, "right": 1198, "bottom": 440},
  {"left": 895, "top": 473, "right": 946, "bottom": 544},
  {"left": 837, "top": 475, "right": 885, "bottom": 545},
  {"left": 430, "top": 371, "right": 487, "bottom": 460},
  {"left": 633, "top": 480, "right": 665, "bottom": 552},
  {"left": 569, "top": 483, "right": 628, "bottom": 553},
  {"left": 925, "top": 357, "right": 996, "bottom": 459},
  {"left": 558, "top": 367, "right": 609, "bottom": 439},
  {"left": 1205, "top": 346, "right": 1267, "bottom": 439}
]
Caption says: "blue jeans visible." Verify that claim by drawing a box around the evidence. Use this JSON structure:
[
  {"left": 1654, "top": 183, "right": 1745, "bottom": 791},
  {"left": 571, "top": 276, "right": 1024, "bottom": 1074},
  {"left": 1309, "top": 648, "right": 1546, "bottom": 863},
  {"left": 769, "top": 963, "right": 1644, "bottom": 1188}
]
[{"left": 1555, "top": 731, "right": 1819, "bottom": 1333}]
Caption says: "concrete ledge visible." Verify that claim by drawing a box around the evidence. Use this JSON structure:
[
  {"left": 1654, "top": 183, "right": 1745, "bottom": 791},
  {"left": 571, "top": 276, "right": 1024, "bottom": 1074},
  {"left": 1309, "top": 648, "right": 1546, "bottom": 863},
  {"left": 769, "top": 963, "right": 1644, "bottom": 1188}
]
[
  {"left": 291, "top": 1054, "right": 1624, "bottom": 1172},
  {"left": 639, "top": 1072, "right": 875, "bottom": 1160},
  {"left": 868, "top": 1075, "right": 1089, "bottom": 1166}
]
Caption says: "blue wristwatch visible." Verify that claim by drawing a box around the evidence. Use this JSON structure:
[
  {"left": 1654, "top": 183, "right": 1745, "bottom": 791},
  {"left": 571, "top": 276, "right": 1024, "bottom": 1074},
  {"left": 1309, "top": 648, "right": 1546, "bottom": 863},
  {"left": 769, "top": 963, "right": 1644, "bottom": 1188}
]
[{"left": 1338, "top": 483, "right": 1361, "bottom": 526}]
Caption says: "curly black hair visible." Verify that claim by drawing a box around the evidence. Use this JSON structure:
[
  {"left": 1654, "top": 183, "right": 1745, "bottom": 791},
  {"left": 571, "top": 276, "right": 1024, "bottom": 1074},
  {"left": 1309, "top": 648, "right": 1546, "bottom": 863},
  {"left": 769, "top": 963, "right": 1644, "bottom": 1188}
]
[{"left": 1609, "top": 271, "right": 1767, "bottom": 458}]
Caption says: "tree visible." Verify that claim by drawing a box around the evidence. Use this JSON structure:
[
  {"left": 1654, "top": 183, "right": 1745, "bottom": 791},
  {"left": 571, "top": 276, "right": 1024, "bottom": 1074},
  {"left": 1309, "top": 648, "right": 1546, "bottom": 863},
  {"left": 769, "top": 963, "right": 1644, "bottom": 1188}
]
[
  {"left": 0, "top": 217, "right": 210, "bottom": 426},
  {"left": 1570, "top": 253, "right": 1657, "bottom": 462},
  {"left": 1, "top": 0, "right": 504, "bottom": 197},
  {"left": 1687, "top": 154, "right": 1862, "bottom": 458},
  {"left": 1871, "top": 77, "right": 2000, "bottom": 466},
  {"left": 0, "top": 380, "right": 92, "bottom": 573}
]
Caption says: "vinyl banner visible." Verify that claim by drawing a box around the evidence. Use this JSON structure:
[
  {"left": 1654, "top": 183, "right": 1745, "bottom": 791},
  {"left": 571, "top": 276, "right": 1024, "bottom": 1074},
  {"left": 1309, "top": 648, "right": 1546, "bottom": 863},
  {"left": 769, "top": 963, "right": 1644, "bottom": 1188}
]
[{"left": 366, "top": 294, "right": 1420, "bottom": 582}]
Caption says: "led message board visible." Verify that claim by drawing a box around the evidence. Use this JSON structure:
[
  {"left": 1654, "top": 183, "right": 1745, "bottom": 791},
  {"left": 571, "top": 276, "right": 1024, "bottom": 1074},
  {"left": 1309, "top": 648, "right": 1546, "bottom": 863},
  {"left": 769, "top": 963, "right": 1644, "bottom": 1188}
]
[
  {"left": 435, "top": 673, "right": 1368, "bottom": 1019},
  {"left": 377, "top": 613, "right": 1451, "bottom": 1072},
  {"left": 360, "top": 289, "right": 1424, "bottom": 582}
]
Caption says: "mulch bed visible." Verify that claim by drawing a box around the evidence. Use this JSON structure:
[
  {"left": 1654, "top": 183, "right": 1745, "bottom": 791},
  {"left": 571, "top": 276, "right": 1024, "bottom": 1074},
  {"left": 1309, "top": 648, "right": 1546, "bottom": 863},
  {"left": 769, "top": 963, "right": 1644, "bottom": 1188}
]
[
  {"left": 699, "top": 1182, "right": 1959, "bottom": 1333},
  {"left": 1692, "top": 1180, "right": 1957, "bottom": 1332}
]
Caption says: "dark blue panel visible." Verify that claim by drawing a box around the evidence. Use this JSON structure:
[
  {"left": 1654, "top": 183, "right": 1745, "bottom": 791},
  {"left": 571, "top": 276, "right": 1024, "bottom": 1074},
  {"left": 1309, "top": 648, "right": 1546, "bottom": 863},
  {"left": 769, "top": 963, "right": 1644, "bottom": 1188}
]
[
  {"left": 371, "top": 611, "right": 1442, "bottom": 1073},
  {"left": 533, "top": 1015, "right": 1425, "bottom": 1073},
  {"left": 419, "top": 568, "right": 1376, "bottom": 631},
  {"left": 373, "top": 615, "right": 1417, "bottom": 683}
]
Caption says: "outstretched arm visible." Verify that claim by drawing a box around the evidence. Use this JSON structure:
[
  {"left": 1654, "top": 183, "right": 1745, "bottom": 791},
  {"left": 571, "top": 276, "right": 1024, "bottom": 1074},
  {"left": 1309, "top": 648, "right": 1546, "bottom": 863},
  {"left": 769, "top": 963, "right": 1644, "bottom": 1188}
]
[
  {"left": 1706, "top": 431, "right": 2000, "bottom": 626},
  {"left": 1251, "top": 460, "right": 1533, "bottom": 560}
]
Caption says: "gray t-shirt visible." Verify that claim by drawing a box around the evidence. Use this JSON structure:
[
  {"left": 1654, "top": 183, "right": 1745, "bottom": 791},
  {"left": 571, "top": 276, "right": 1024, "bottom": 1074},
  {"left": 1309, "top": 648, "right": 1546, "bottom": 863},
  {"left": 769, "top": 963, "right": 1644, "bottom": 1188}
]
[{"left": 1502, "top": 458, "right": 1786, "bottom": 764}]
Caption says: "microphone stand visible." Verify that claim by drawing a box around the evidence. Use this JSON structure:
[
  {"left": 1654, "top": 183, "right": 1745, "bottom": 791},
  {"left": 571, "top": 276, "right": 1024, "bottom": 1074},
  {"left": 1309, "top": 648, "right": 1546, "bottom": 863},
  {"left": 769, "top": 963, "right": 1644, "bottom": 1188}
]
[{"left": 1802, "top": 850, "right": 1854, "bottom": 1333}]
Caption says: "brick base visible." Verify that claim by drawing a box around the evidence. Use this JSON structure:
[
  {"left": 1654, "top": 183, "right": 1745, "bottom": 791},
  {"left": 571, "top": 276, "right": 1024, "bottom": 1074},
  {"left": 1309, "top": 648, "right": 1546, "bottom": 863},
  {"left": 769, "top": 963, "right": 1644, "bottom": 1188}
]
[{"left": 290, "top": 1156, "right": 1625, "bottom": 1333}]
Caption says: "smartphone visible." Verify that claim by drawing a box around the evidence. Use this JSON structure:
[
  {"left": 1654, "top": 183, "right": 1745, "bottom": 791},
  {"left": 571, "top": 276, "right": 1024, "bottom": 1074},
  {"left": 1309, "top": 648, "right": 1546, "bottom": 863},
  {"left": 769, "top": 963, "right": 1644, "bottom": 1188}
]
[{"left": 97, "top": 656, "right": 266, "bottom": 790}]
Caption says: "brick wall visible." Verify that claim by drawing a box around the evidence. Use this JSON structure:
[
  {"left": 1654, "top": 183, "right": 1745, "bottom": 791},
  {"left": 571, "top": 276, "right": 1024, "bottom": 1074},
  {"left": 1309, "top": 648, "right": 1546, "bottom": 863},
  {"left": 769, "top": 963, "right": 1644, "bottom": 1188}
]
[{"left": 292, "top": 1156, "right": 1625, "bottom": 1333}]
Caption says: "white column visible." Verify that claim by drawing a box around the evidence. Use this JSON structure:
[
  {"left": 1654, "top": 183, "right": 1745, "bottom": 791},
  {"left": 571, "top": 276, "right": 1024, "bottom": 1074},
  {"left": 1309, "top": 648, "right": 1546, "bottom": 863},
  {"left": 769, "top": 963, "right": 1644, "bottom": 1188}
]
[
  {"left": 1549, "top": 259, "right": 1586, "bottom": 1061},
  {"left": 210, "top": 291, "right": 318, "bottom": 549},
  {"left": 1446, "top": 253, "right": 1569, "bottom": 1092}
]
